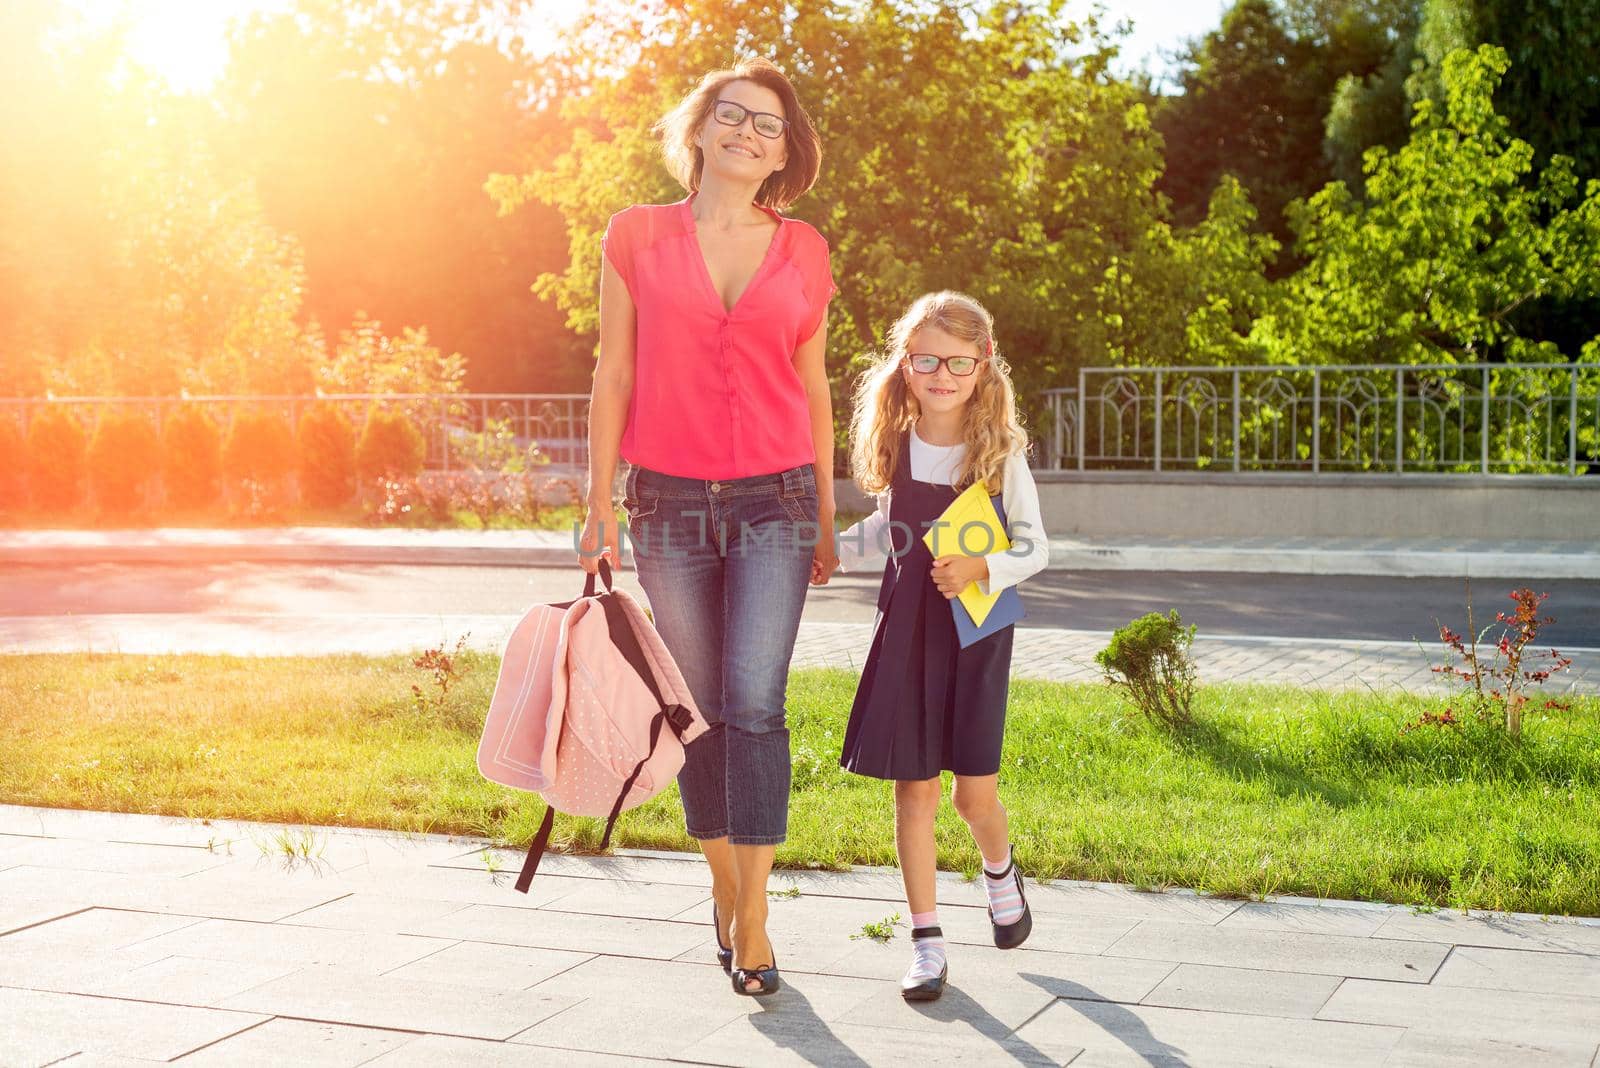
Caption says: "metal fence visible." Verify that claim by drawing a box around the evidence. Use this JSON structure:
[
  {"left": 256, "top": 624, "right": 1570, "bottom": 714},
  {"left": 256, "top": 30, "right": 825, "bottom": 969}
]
[
  {"left": 10, "top": 367, "right": 1599, "bottom": 480},
  {"left": 0, "top": 393, "right": 591, "bottom": 475},
  {"left": 1043, "top": 363, "right": 1600, "bottom": 475}
]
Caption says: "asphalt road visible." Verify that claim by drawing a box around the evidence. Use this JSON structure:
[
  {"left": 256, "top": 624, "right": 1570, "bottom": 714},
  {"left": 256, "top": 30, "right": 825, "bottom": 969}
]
[{"left": 4, "top": 562, "right": 1597, "bottom": 647}]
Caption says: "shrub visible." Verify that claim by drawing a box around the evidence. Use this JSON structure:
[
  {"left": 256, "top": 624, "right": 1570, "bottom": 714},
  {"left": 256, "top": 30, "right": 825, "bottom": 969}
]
[
  {"left": 222, "top": 411, "right": 295, "bottom": 519},
  {"left": 1425, "top": 587, "right": 1574, "bottom": 739},
  {"left": 161, "top": 406, "right": 223, "bottom": 510},
  {"left": 0, "top": 416, "right": 26, "bottom": 510},
  {"left": 356, "top": 408, "right": 426, "bottom": 483},
  {"left": 222, "top": 410, "right": 296, "bottom": 485},
  {"left": 297, "top": 406, "right": 357, "bottom": 508},
  {"left": 25, "top": 405, "right": 87, "bottom": 511},
  {"left": 88, "top": 411, "right": 160, "bottom": 514},
  {"left": 364, "top": 476, "right": 422, "bottom": 526},
  {"left": 1096, "top": 610, "right": 1198, "bottom": 727}
]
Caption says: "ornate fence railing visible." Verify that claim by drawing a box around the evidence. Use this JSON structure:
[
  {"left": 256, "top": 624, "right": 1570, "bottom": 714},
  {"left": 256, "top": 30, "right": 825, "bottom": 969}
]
[
  {"left": 0, "top": 393, "right": 592, "bottom": 474},
  {"left": 1042, "top": 363, "right": 1600, "bottom": 475},
  {"left": 10, "top": 368, "right": 1599, "bottom": 480}
]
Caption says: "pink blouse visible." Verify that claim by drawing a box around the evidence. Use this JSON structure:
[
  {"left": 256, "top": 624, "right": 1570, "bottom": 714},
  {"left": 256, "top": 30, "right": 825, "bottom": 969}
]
[{"left": 603, "top": 196, "right": 836, "bottom": 480}]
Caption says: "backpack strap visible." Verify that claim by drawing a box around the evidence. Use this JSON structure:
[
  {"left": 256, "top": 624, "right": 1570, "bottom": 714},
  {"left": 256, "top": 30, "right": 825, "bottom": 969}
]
[
  {"left": 556, "top": 558, "right": 615, "bottom": 610},
  {"left": 600, "top": 596, "right": 695, "bottom": 743},
  {"left": 513, "top": 804, "right": 556, "bottom": 894},
  {"left": 598, "top": 708, "right": 669, "bottom": 852}
]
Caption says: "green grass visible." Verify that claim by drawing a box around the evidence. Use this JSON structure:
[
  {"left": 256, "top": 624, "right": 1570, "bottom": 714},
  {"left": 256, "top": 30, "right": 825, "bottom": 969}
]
[{"left": 2, "top": 653, "right": 1597, "bottom": 916}]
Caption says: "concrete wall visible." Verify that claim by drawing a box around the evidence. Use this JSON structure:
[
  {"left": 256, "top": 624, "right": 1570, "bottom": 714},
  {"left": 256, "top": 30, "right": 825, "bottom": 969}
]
[
  {"left": 1032, "top": 473, "right": 1598, "bottom": 541},
  {"left": 837, "top": 473, "right": 1599, "bottom": 542}
]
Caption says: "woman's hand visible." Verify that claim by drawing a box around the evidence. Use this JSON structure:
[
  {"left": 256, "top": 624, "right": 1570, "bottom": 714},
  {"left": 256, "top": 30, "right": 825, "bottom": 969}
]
[
  {"left": 930, "top": 554, "right": 988, "bottom": 599},
  {"left": 809, "top": 505, "right": 838, "bottom": 585},
  {"left": 579, "top": 494, "right": 622, "bottom": 575}
]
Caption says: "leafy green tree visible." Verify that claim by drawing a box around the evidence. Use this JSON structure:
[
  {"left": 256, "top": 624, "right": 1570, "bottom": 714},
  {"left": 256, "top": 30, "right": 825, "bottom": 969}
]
[
  {"left": 1159, "top": 0, "right": 1424, "bottom": 249},
  {"left": 1092, "top": 177, "right": 1280, "bottom": 366},
  {"left": 1254, "top": 46, "right": 1600, "bottom": 365}
]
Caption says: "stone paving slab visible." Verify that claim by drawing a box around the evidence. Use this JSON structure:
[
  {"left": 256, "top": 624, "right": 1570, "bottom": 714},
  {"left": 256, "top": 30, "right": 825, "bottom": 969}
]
[
  {"left": 1373, "top": 908, "right": 1600, "bottom": 955},
  {"left": 0, "top": 987, "right": 268, "bottom": 1063},
  {"left": 135, "top": 916, "right": 453, "bottom": 974},
  {"left": 365, "top": 1033, "right": 680, "bottom": 1066},
  {"left": 514, "top": 955, "right": 883, "bottom": 1058},
  {"left": 1102, "top": 917, "right": 1452, "bottom": 982},
  {"left": 165, "top": 1018, "right": 416, "bottom": 1068},
  {"left": 680, "top": 1012, "right": 1069, "bottom": 1066},
  {"left": 1013, "top": 997, "right": 1405, "bottom": 1067},
  {"left": 1138, "top": 961, "right": 1343, "bottom": 1019},
  {"left": 1318, "top": 979, "right": 1600, "bottom": 1048},
  {"left": 217, "top": 963, "right": 579, "bottom": 1040},
  {"left": 1431, "top": 944, "right": 1600, "bottom": 996},
  {"left": 1380, "top": 1029, "right": 1600, "bottom": 1068},
  {"left": 3, "top": 804, "right": 1600, "bottom": 1067}
]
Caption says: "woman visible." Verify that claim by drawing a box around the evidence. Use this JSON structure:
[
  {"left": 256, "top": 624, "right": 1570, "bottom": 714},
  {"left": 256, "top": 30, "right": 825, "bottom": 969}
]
[{"left": 578, "top": 58, "right": 837, "bottom": 997}]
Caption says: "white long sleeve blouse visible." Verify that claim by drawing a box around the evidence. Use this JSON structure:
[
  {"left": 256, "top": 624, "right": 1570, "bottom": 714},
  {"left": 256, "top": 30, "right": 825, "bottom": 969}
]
[{"left": 835, "top": 427, "right": 1050, "bottom": 595}]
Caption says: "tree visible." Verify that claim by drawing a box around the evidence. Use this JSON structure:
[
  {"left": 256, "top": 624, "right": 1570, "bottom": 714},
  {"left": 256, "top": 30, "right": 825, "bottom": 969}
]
[
  {"left": 1254, "top": 46, "right": 1600, "bottom": 366},
  {"left": 219, "top": 0, "right": 588, "bottom": 393},
  {"left": 1093, "top": 177, "right": 1280, "bottom": 366},
  {"left": 0, "top": 1, "right": 319, "bottom": 397},
  {"left": 1158, "top": 0, "right": 1421, "bottom": 249}
]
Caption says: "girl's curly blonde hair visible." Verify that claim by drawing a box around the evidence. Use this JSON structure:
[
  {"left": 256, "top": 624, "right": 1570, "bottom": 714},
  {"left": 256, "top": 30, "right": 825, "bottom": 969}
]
[{"left": 849, "top": 291, "right": 1028, "bottom": 495}]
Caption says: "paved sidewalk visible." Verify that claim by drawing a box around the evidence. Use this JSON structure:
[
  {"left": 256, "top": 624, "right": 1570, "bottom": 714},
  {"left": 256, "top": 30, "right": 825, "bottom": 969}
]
[
  {"left": 1, "top": 805, "right": 1598, "bottom": 1066},
  {"left": 5, "top": 527, "right": 1599, "bottom": 578},
  {"left": 4, "top": 613, "right": 1596, "bottom": 695}
]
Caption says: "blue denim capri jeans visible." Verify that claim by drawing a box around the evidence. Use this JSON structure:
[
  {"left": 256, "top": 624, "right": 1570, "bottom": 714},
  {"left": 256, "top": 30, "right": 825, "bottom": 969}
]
[{"left": 622, "top": 462, "right": 817, "bottom": 846}]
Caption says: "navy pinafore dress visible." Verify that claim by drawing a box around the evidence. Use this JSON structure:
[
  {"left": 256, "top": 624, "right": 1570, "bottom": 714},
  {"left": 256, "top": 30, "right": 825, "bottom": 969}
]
[{"left": 839, "top": 434, "right": 1015, "bottom": 781}]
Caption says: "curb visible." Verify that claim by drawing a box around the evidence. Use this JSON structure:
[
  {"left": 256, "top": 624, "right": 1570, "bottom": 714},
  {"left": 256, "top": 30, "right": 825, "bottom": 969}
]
[{"left": 2, "top": 530, "right": 1597, "bottom": 579}]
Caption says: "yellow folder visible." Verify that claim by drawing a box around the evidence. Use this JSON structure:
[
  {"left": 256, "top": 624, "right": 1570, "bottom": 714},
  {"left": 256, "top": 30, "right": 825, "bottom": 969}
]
[{"left": 922, "top": 480, "right": 1011, "bottom": 628}]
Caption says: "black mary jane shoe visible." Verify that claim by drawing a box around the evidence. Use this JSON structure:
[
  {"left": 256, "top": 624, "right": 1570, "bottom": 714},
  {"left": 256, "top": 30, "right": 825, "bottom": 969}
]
[
  {"left": 732, "top": 954, "right": 781, "bottom": 997},
  {"left": 712, "top": 904, "right": 733, "bottom": 975},
  {"left": 900, "top": 963, "right": 948, "bottom": 1002},
  {"left": 989, "top": 858, "right": 1034, "bottom": 950},
  {"left": 900, "top": 925, "right": 948, "bottom": 1002}
]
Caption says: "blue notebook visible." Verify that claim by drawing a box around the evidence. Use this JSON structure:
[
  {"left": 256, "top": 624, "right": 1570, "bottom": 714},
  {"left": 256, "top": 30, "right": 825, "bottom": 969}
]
[{"left": 953, "top": 584, "right": 1025, "bottom": 648}]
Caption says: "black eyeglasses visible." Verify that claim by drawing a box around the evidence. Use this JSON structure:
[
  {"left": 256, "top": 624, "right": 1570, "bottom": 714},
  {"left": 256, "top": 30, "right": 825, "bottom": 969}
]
[
  {"left": 907, "top": 353, "right": 986, "bottom": 377},
  {"left": 712, "top": 99, "right": 788, "bottom": 140}
]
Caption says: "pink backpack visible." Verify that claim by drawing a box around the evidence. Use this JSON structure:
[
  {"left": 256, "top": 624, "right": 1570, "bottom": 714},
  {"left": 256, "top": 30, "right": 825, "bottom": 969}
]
[{"left": 477, "top": 559, "right": 707, "bottom": 891}]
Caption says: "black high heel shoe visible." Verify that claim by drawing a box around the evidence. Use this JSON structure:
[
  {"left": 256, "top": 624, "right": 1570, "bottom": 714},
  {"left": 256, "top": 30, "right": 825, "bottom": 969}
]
[
  {"left": 732, "top": 952, "right": 781, "bottom": 997},
  {"left": 712, "top": 903, "right": 733, "bottom": 975}
]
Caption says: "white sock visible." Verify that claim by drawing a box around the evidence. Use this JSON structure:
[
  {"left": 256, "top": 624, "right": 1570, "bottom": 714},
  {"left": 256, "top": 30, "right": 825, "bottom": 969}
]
[
  {"left": 983, "top": 846, "right": 1026, "bottom": 926},
  {"left": 905, "top": 924, "right": 946, "bottom": 983}
]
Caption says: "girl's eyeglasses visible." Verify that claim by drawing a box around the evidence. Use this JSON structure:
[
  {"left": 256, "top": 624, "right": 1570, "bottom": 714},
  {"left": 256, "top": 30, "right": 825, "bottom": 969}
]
[
  {"left": 907, "top": 353, "right": 985, "bottom": 377},
  {"left": 712, "top": 99, "right": 788, "bottom": 140}
]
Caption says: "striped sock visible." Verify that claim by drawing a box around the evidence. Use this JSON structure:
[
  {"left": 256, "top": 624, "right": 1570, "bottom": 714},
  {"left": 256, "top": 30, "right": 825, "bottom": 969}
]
[
  {"left": 905, "top": 911, "right": 945, "bottom": 983},
  {"left": 983, "top": 847, "right": 1026, "bottom": 926}
]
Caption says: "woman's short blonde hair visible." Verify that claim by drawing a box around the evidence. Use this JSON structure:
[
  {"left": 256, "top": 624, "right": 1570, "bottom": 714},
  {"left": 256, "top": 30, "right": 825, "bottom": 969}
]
[{"left": 653, "top": 58, "right": 822, "bottom": 210}]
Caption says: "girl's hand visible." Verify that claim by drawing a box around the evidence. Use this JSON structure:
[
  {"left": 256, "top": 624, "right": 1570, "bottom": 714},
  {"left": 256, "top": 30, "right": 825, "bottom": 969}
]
[
  {"left": 930, "top": 555, "right": 988, "bottom": 599},
  {"left": 578, "top": 496, "right": 621, "bottom": 575},
  {"left": 810, "top": 508, "right": 839, "bottom": 585}
]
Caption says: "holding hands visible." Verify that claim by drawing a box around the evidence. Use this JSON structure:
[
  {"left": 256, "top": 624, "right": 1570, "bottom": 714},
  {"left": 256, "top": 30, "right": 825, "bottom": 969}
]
[{"left": 810, "top": 505, "right": 838, "bottom": 585}]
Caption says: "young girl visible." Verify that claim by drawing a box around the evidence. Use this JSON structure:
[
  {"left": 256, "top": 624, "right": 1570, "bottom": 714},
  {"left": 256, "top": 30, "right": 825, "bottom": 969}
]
[{"left": 833, "top": 291, "right": 1049, "bottom": 1001}]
